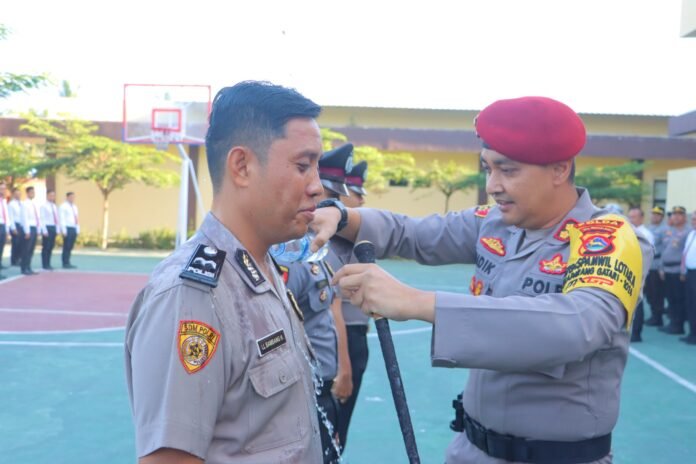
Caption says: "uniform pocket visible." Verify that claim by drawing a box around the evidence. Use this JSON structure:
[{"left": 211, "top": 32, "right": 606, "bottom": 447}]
[{"left": 249, "top": 352, "right": 300, "bottom": 397}]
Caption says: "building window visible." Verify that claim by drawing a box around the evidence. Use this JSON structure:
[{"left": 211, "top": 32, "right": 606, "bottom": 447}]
[{"left": 653, "top": 179, "right": 667, "bottom": 208}]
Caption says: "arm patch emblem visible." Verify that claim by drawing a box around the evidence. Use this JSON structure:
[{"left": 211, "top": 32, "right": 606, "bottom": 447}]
[
  {"left": 178, "top": 320, "right": 220, "bottom": 374},
  {"left": 562, "top": 214, "right": 643, "bottom": 327}
]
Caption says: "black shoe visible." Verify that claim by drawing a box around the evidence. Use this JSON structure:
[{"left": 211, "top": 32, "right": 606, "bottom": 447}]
[
  {"left": 630, "top": 335, "right": 642, "bottom": 343},
  {"left": 645, "top": 317, "right": 663, "bottom": 327},
  {"left": 679, "top": 336, "right": 696, "bottom": 345},
  {"left": 63, "top": 264, "right": 77, "bottom": 269},
  {"left": 43, "top": 266, "right": 54, "bottom": 271},
  {"left": 660, "top": 326, "right": 685, "bottom": 335},
  {"left": 22, "top": 269, "right": 38, "bottom": 276}
]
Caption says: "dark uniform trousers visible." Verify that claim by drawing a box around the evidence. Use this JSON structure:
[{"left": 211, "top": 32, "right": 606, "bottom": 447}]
[
  {"left": 317, "top": 379, "right": 339, "bottom": 464},
  {"left": 62, "top": 227, "right": 77, "bottom": 266},
  {"left": 644, "top": 269, "right": 665, "bottom": 322},
  {"left": 686, "top": 270, "right": 696, "bottom": 338},
  {"left": 11, "top": 222, "right": 24, "bottom": 266},
  {"left": 631, "top": 300, "right": 644, "bottom": 341},
  {"left": 21, "top": 225, "right": 37, "bottom": 272},
  {"left": 42, "top": 225, "right": 57, "bottom": 269},
  {"left": 0, "top": 223, "right": 6, "bottom": 266},
  {"left": 664, "top": 273, "right": 686, "bottom": 332},
  {"left": 337, "top": 325, "right": 369, "bottom": 450}
]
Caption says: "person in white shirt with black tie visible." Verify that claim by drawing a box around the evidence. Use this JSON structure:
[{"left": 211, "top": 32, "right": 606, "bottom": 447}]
[
  {"left": 20, "top": 186, "right": 40, "bottom": 275},
  {"left": 59, "top": 191, "right": 79, "bottom": 269},
  {"left": 680, "top": 210, "right": 696, "bottom": 345},
  {"left": 8, "top": 187, "right": 24, "bottom": 267},
  {"left": 0, "top": 181, "right": 9, "bottom": 279},
  {"left": 40, "top": 190, "right": 60, "bottom": 271}
]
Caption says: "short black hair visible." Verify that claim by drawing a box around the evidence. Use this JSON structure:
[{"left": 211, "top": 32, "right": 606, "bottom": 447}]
[
  {"left": 66, "top": 192, "right": 74, "bottom": 197},
  {"left": 205, "top": 81, "right": 321, "bottom": 192},
  {"left": 629, "top": 206, "right": 644, "bottom": 216},
  {"left": 47, "top": 189, "right": 55, "bottom": 195},
  {"left": 25, "top": 186, "right": 34, "bottom": 193}
]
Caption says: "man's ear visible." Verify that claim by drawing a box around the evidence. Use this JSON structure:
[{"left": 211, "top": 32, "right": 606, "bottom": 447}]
[
  {"left": 551, "top": 159, "right": 573, "bottom": 186},
  {"left": 226, "top": 146, "right": 255, "bottom": 187}
]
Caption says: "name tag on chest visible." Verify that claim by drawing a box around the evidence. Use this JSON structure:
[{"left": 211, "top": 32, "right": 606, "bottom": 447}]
[{"left": 256, "top": 329, "right": 287, "bottom": 357}]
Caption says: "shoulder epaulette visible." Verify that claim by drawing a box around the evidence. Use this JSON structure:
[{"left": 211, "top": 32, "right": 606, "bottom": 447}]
[{"left": 180, "top": 244, "right": 226, "bottom": 288}]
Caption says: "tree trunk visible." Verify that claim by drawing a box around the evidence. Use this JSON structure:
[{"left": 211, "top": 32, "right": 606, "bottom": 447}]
[
  {"left": 444, "top": 193, "right": 451, "bottom": 213},
  {"left": 101, "top": 193, "right": 110, "bottom": 250}
]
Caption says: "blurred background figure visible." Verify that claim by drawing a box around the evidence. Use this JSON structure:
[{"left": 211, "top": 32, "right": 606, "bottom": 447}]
[{"left": 40, "top": 190, "right": 60, "bottom": 270}]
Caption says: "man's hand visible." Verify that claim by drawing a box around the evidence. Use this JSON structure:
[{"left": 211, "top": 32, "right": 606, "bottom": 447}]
[
  {"left": 332, "top": 263, "right": 436, "bottom": 322},
  {"left": 24, "top": 233, "right": 30, "bottom": 239},
  {"left": 309, "top": 206, "right": 341, "bottom": 253},
  {"left": 680, "top": 274, "right": 686, "bottom": 282},
  {"left": 332, "top": 369, "right": 353, "bottom": 403}
]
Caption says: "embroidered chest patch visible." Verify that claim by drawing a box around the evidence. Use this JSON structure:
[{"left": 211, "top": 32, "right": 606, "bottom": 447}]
[
  {"left": 256, "top": 329, "right": 287, "bottom": 357},
  {"left": 480, "top": 237, "right": 506, "bottom": 256},
  {"left": 178, "top": 320, "right": 220, "bottom": 374},
  {"left": 553, "top": 219, "right": 578, "bottom": 243},
  {"left": 539, "top": 254, "right": 568, "bottom": 275}
]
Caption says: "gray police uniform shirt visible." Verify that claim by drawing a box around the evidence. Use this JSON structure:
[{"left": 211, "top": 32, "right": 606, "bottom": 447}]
[
  {"left": 658, "top": 225, "right": 689, "bottom": 274},
  {"left": 355, "top": 189, "right": 652, "bottom": 464},
  {"left": 125, "top": 213, "right": 322, "bottom": 464},
  {"left": 326, "top": 236, "right": 370, "bottom": 326},
  {"left": 280, "top": 258, "right": 338, "bottom": 381},
  {"left": 647, "top": 223, "right": 667, "bottom": 271}
]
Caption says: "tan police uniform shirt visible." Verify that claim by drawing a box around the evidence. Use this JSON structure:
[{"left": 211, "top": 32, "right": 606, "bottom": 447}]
[
  {"left": 355, "top": 189, "right": 653, "bottom": 464},
  {"left": 125, "top": 213, "right": 322, "bottom": 464}
]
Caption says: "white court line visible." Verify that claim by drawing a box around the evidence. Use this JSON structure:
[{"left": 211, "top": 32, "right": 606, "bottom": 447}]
[
  {"left": 0, "top": 308, "right": 127, "bottom": 317},
  {"left": 0, "top": 274, "right": 25, "bottom": 285},
  {"left": 0, "top": 326, "right": 124, "bottom": 335},
  {"left": 0, "top": 341, "right": 122, "bottom": 348},
  {"left": 367, "top": 326, "right": 432, "bottom": 337},
  {"left": 629, "top": 347, "right": 696, "bottom": 395}
]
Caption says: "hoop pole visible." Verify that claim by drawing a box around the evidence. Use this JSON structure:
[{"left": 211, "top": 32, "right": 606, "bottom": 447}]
[{"left": 176, "top": 152, "right": 189, "bottom": 247}]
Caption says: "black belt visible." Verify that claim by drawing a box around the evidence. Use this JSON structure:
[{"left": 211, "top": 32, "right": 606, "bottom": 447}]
[{"left": 451, "top": 395, "right": 611, "bottom": 464}]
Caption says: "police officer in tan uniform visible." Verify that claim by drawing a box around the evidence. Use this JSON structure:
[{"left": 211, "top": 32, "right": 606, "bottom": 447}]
[
  {"left": 313, "top": 96, "right": 653, "bottom": 464},
  {"left": 125, "top": 81, "right": 324, "bottom": 464}
]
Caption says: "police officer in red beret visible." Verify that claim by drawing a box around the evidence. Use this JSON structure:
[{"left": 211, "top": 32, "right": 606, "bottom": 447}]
[{"left": 312, "top": 96, "right": 653, "bottom": 463}]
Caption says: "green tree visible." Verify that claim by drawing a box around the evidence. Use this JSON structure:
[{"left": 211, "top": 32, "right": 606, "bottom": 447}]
[
  {"left": 412, "top": 160, "right": 485, "bottom": 213},
  {"left": 0, "top": 138, "right": 58, "bottom": 189},
  {"left": 575, "top": 161, "right": 645, "bottom": 207},
  {"left": 21, "top": 115, "right": 179, "bottom": 249},
  {"left": 0, "top": 25, "right": 47, "bottom": 99}
]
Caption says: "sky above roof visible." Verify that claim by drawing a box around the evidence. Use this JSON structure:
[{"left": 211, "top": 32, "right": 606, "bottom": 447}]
[{"left": 2, "top": 0, "right": 695, "bottom": 120}]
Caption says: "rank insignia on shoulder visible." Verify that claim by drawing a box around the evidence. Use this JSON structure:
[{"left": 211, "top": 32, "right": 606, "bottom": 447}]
[
  {"left": 236, "top": 249, "right": 265, "bottom": 286},
  {"left": 474, "top": 204, "right": 494, "bottom": 218},
  {"left": 256, "top": 329, "right": 287, "bottom": 357},
  {"left": 180, "top": 244, "right": 226, "bottom": 287},
  {"left": 286, "top": 289, "right": 304, "bottom": 321},
  {"left": 553, "top": 218, "right": 578, "bottom": 243},
  {"left": 539, "top": 254, "right": 567, "bottom": 275},
  {"left": 178, "top": 320, "right": 220, "bottom": 374},
  {"left": 480, "top": 237, "right": 506, "bottom": 256}
]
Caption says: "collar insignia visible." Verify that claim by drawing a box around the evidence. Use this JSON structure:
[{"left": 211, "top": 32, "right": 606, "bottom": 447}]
[
  {"left": 287, "top": 289, "right": 304, "bottom": 321},
  {"left": 474, "top": 204, "right": 493, "bottom": 218},
  {"left": 180, "top": 244, "right": 226, "bottom": 287},
  {"left": 554, "top": 218, "right": 579, "bottom": 242},
  {"left": 469, "top": 276, "right": 484, "bottom": 296},
  {"left": 235, "top": 249, "right": 265, "bottom": 286},
  {"left": 480, "top": 237, "right": 506, "bottom": 256},
  {"left": 539, "top": 254, "right": 568, "bottom": 275}
]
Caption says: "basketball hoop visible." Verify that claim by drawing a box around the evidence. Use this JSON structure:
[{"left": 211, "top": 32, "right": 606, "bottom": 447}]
[{"left": 151, "top": 129, "right": 174, "bottom": 151}]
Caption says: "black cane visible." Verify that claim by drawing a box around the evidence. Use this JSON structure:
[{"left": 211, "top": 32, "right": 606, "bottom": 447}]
[{"left": 353, "top": 240, "right": 421, "bottom": 464}]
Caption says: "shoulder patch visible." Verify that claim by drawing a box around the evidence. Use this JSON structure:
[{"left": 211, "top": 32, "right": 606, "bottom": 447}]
[
  {"left": 180, "top": 244, "right": 226, "bottom": 287},
  {"left": 553, "top": 218, "right": 579, "bottom": 242},
  {"left": 235, "top": 249, "right": 265, "bottom": 286},
  {"left": 539, "top": 254, "right": 567, "bottom": 275},
  {"left": 480, "top": 237, "right": 506, "bottom": 256},
  {"left": 474, "top": 204, "right": 494, "bottom": 218},
  {"left": 562, "top": 214, "right": 643, "bottom": 327},
  {"left": 178, "top": 320, "right": 220, "bottom": 374}
]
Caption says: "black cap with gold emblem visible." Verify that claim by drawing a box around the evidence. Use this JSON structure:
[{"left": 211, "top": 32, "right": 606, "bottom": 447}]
[{"left": 319, "top": 143, "right": 354, "bottom": 196}]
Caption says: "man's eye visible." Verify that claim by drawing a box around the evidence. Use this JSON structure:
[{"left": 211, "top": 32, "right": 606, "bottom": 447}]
[{"left": 297, "top": 163, "right": 310, "bottom": 172}]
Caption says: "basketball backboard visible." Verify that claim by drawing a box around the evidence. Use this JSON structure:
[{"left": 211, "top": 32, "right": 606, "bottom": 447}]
[{"left": 122, "top": 84, "right": 211, "bottom": 147}]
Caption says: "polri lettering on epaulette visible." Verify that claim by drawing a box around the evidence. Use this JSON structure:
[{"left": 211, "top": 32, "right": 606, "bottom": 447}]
[
  {"left": 235, "top": 249, "right": 265, "bottom": 286},
  {"left": 180, "top": 244, "right": 226, "bottom": 287},
  {"left": 286, "top": 289, "right": 304, "bottom": 321}
]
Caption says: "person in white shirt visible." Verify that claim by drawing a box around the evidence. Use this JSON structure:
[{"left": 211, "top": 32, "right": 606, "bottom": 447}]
[
  {"left": 628, "top": 206, "right": 655, "bottom": 342},
  {"left": 59, "top": 191, "right": 79, "bottom": 269},
  {"left": 680, "top": 210, "right": 696, "bottom": 345},
  {"left": 40, "top": 190, "right": 60, "bottom": 270},
  {"left": 8, "top": 187, "right": 24, "bottom": 267},
  {"left": 20, "top": 186, "right": 40, "bottom": 275},
  {"left": 0, "top": 181, "right": 8, "bottom": 279}
]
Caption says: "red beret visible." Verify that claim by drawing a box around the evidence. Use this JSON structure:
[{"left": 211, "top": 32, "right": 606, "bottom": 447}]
[{"left": 475, "top": 96, "right": 586, "bottom": 164}]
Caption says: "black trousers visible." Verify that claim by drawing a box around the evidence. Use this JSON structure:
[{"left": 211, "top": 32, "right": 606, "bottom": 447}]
[
  {"left": 10, "top": 222, "right": 24, "bottom": 265},
  {"left": 644, "top": 269, "right": 665, "bottom": 319},
  {"left": 317, "top": 379, "right": 340, "bottom": 464},
  {"left": 686, "top": 270, "right": 696, "bottom": 337},
  {"left": 665, "top": 272, "right": 686, "bottom": 330},
  {"left": 62, "top": 227, "right": 77, "bottom": 266},
  {"left": 20, "top": 225, "right": 37, "bottom": 272},
  {"left": 337, "top": 325, "right": 369, "bottom": 451},
  {"left": 0, "top": 223, "right": 6, "bottom": 266},
  {"left": 631, "top": 300, "right": 644, "bottom": 340},
  {"left": 41, "top": 225, "right": 57, "bottom": 268}
]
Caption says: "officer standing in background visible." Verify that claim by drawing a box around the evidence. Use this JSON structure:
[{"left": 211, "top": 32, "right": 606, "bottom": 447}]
[
  {"left": 680, "top": 210, "right": 696, "bottom": 345},
  {"left": 334, "top": 159, "right": 369, "bottom": 451},
  {"left": 627, "top": 207, "right": 654, "bottom": 342},
  {"left": 20, "top": 186, "right": 40, "bottom": 275},
  {"left": 40, "top": 190, "right": 60, "bottom": 270},
  {"left": 8, "top": 187, "right": 23, "bottom": 267},
  {"left": 0, "top": 181, "right": 9, "bottom": 277},
  {"left": 645, "top": 206, "right": 667, "bottom": 326},
  {"left": 313, "top": 96, "right": 653, "bottom": 464},
  {"left": 59, "top": 192, "right": 79, "bottom": 269},
  {"left": 125, "top": 81, "right": 326, "bottom": 464},
  {"left": 276, "top": 143, "right": 354, "bottom": 463},
  {"left": 658, "top": 206, "right": 689, "bottom": 335}
]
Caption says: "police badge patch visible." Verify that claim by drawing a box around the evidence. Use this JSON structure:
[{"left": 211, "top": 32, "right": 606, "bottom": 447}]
[
  {"left": 178, "top": 320, "right": 220, "bottom": 374},
  {"left": 480, "top": 237, "right": 506, "bottom": 256},
  {"left": 180, "top": 244, "right": 226, "bottom": 287}
]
